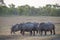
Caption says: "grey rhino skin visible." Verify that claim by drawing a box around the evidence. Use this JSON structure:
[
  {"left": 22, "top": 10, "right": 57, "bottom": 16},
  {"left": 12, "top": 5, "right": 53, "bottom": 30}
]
[
  {"left": 11, "top": 24, "right": 19, "bottom": 34},
  {"left": 18, "top": 22, "right": 39, "bottom": 36},
  {"left": 39, "top": 22, "right": 55, "bottom": 35}
]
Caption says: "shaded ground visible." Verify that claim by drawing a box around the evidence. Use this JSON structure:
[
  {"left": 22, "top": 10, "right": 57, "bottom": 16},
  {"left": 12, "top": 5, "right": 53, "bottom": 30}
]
[{"left": 0, "top": 34, "right": 60, "bottom": 40}]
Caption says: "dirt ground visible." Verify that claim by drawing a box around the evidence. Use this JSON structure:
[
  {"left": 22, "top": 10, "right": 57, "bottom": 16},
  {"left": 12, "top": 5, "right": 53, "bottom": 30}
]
[{"left": 0, "top": 16, "right": 60, "bottom": 40}]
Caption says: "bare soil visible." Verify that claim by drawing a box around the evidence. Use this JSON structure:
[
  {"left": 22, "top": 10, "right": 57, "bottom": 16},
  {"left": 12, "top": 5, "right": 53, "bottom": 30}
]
[{"left": 0, "top": 16, "right": 60, "bottom": 40}]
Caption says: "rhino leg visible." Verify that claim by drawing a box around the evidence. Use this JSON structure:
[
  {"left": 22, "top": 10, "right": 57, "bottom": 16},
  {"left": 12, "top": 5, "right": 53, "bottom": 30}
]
[
  {"left": 45, "top": 31, "right": 47, "bottom": 35},
  {"left": 33, "top": 31, "right": 35, "bottom": 36},
  {"left": 41, "top": 30, "right": 43, "bottom": 35},
  {"left": 53, "top": 29, "right": 55, "bottom": 35},
  {"left": 50, "top": 30, "right": 52, "bottom": 35},
  {"left": 30, "top": 31, "right": 32, "bottom": 36},
  {"left": 22, "top": 30, "right": 25, "bottom": 35},
  {"left": 36, "top": 30, "right": 38, "bottom": 34},
  {"left": 20, "top": 30, "right": 23, "bottom": 34},
  {"left": 39, "top": 30, "right": 41, "bottom": 35},
  {"left": 53, "top": 24, "right": 55, "bottom": 35}
]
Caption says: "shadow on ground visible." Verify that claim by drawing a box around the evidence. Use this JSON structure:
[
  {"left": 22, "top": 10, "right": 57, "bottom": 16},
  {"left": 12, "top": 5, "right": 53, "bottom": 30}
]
[
  {"left": 0, "top": 35, "right": 22, "bottom": 40},
  {"left": 52, "top": 34, "right": 60, "bottom": 40},
  {"left": 0, "top": 34, "right": 60, "bottom": 40}
]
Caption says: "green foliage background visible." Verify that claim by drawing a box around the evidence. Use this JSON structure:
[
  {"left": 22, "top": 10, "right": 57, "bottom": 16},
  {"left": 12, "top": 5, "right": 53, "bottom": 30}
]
[{"left": 0, "top": 4, "right": 60, "bottom": 16}]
